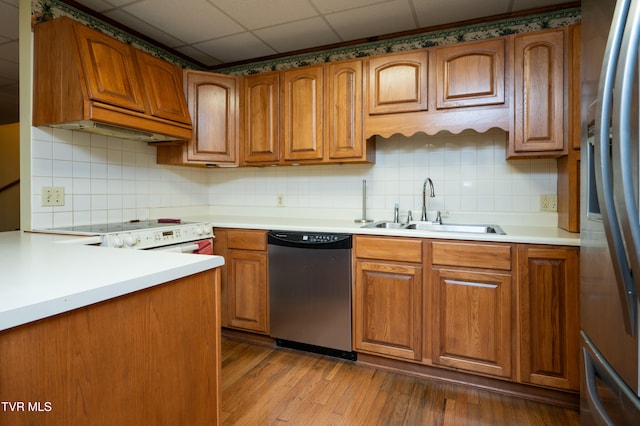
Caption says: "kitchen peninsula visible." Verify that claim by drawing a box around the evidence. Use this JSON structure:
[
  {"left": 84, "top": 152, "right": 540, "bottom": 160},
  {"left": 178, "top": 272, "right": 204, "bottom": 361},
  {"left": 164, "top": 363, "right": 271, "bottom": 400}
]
[{"left": 0, "top": 231, "right": 224, "bottom": 425}]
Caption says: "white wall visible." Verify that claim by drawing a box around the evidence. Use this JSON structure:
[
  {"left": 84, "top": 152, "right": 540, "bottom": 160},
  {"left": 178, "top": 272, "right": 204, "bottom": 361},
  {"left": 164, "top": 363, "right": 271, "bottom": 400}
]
[{"left": 209, "top": 129, "right": 557, "bottom": 222}]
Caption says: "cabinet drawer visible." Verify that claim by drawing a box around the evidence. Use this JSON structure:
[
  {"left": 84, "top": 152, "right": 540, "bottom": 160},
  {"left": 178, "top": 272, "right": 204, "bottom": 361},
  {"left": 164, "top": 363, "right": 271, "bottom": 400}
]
[
  {"left": 432, "top": 241, "right": 511, "bottom": 270},
  {"left": 355, "top": 236, "right": 422, "bottom": 263},
  {"left": 227, "top": 229, "right": 267, "bottom": 251}
]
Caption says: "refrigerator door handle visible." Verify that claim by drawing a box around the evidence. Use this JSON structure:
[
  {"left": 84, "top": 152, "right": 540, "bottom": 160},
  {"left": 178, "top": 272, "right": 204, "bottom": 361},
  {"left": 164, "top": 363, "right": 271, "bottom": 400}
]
[
  {"left": 595, "top": 0, "right": 637, "bottom": 336},
  {"left": 582, "top": 331, "right": 640, "bottom": 425},
  {"left": 613, "top": 0, "right": 640, "bottom": 305},
  {"left": 583, "top": 349, "right": 616, "bottom": 426}
]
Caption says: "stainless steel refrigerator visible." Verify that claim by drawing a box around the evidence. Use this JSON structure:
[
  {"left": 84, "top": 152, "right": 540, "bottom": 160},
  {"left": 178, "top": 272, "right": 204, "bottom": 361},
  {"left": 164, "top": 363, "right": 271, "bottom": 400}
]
[{"left": 581, "top": 0, "right": 640, "bottom": 424}]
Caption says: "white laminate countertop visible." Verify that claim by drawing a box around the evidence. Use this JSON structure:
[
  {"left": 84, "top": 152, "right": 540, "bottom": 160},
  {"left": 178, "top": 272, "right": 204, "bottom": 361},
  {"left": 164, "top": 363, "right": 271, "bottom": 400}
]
[
  {"left": 185, "top": 214, "right": 581, "bottom": 246},
  {"left": 0, "top": 231, "right": 224, "bottom": 332}
]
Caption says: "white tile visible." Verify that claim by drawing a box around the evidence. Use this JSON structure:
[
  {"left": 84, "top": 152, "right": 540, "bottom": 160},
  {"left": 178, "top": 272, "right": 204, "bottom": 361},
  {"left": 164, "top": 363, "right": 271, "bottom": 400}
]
[
  {"left": 53, "top": 142, "right": 73, "bottom": 161},
  {"left": 52, "top": 161, "right": 73, "bottom": 178},
  {"left": 32, "top": 158, "right": 52, "bottom": 177}
]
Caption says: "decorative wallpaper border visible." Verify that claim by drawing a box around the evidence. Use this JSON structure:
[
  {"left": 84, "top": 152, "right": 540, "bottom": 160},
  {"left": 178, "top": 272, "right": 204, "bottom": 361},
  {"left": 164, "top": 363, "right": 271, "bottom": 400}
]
[{"left": 32, "top": 0, "right": 580, "bottom": 75}]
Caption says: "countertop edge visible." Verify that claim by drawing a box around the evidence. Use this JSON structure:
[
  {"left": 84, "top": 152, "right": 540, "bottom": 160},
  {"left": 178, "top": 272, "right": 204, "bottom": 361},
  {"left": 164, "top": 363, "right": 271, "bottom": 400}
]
[{"left": 199, "top": 216, "right": 581, "bottom": 246}]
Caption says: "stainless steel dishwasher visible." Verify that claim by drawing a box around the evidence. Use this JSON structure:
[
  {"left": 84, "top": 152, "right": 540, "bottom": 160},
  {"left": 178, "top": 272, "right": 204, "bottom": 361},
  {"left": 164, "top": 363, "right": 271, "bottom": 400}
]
[{"left": 267, "top": 231, "right": 355, "bottom": 360}]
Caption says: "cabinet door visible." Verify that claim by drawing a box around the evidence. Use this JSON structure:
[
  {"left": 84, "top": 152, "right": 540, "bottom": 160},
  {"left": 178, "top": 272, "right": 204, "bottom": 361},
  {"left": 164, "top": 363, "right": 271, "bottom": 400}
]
[
  {"left": 367, "top": 51, "right": 428, "bottom": 114},
  {"left": 513, "top": 29, "right": 565, "bottom": 154},
  {"left": 517, "top": 245, "right": 579, "bottom": 390},
  {"left": 326, "top": 60, "right": 364, "bottom": 160},
  {"left": 74, "top": 23, "right": 146, "bottom": 112},
  {"left": 281, "top": 65, "right": 323, "bottom": 162},
  {"left": 435, "top": 39, "right": 505, "bottom": 109},
  {"left": 354, "top": 260, "right": 422, "bottom": 361},
  {"left": 431, "top": 268, "right": 512, "bottom": 378},
  {"left": 243, "top": 72, "right": 280, "bottom": 164},
  {"left": 134, "top": 50, "right": 191, "bottom": 124},
  {"left": 227, "top": 249, "right": 269, "bottom": 333},
  {"left": 185, "top": 71, "right": 239, "bottom": 163}
]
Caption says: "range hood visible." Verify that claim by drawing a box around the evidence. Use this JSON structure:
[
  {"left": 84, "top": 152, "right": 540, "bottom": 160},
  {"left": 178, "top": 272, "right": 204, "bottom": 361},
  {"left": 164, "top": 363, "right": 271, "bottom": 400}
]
[
  {"left": 49, "top": 121, "right": 183, "bottom": 142},
  {"left": 33, "top": 17, "right": 192, "bottom": 143}
]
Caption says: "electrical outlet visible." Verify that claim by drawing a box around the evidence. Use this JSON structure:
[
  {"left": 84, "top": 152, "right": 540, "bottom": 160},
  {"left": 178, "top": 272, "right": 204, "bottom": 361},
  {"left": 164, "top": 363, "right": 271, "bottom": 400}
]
[
  {"left": 540, "top": 194, "right": 557, "bottom": 212},
  {"left": 42, "top": 186, "right": 65, "bottom": 206},
  {"left": 276, "top": 195, "right": 285, "bottom": 207}
]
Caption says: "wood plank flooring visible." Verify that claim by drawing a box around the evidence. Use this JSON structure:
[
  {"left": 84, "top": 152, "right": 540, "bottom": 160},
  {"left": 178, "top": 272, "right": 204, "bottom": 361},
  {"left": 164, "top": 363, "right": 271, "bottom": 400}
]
[{"left": 221, "top": 338, "right": 580, "bottom": 425}]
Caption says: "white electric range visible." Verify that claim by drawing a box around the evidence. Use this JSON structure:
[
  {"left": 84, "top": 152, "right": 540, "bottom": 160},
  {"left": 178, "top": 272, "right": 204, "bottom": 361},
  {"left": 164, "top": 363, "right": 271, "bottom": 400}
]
[{"left": 43, "top": 219, "right": 214, "bottom": 253}]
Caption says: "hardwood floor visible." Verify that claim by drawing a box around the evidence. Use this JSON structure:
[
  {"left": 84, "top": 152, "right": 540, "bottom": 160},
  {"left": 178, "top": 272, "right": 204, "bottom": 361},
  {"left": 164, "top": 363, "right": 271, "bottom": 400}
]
[{"left": 221, "top": 338, "right": 580, "bottom": 425}]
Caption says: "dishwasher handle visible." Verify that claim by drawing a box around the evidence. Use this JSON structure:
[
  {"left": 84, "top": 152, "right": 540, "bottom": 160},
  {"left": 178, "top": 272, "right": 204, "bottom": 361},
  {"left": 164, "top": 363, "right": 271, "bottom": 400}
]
[{"left": 267, "top": 231, "right": 352, "bottom": 249}]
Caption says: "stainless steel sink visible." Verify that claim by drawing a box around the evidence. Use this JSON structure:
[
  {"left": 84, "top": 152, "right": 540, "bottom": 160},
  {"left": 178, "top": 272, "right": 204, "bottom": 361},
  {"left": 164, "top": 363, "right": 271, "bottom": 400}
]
[
  {"left": 362, "top": 221, "right": 505, "bottom": 234},
  {"left": 406, "top": 222, "right": 505, "bottom": 234},
  {"left": 362, "top": 221, "right": 410, "bottom": 229}
]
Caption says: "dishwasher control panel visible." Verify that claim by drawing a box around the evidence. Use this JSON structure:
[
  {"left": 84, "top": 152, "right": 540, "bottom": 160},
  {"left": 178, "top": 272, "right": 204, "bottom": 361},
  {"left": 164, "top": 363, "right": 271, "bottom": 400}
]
[{"left": 267, "top": 231, "right": 352, "bottom": 248}]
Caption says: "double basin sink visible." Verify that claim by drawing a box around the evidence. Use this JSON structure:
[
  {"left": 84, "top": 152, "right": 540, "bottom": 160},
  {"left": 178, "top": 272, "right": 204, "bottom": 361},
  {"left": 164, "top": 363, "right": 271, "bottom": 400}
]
[{"left": 362, "top": 221, "right": 506, "bottom": 235}]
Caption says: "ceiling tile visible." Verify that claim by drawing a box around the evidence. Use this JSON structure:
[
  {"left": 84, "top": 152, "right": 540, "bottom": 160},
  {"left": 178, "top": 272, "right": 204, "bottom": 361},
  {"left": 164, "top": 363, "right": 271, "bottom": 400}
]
[
  {"left": 413, "top": 0, "right": 510, "bottom": 28},
  {"left": 311, "top": 0, "right": 398, "bottom": 14},
  {"left": 0, "top": 1, "right": 18, "bottom": 40},
  {"left": 0, "top": 58, "right": 17, "bottom": 81},
  {"left": 103, "top": 9, "right": 186, "bottom": 48},
  {"left": 122, "top": 0, "right": 244, "bottom": 43},
  {"left": 70, "top": 0, "right": 116, "bottom": 12},
  {"left": 512, "top": 0, "right": 573, "bottom": 11},
  {"left": 0, "top": 40, "right": 18, "bottom": 64},
  {"left": 194, "top": 32, "right": 278, "bottom": 63},
  {"left": 254, "top": 17, "right": 340, "bottom": 52},
  {"left": 212, "top": 0, "right": 318, "bottom": 30},
  {"left": 174, "top": 45, "right": 222, "bottom": 67},
  {"left": 326, "top": 0, "right": 416, "bottom": 41}
]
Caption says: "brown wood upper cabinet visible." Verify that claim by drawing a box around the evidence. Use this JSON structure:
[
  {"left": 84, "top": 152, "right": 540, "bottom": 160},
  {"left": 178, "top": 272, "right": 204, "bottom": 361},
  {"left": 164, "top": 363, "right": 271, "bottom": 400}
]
[
  {"left": 367, "top": 51, "right": 428, "bottom": 115},
  {"left": 183, "top": 71, "right": 239, "bottom": 164},
  {"left": 326, "top": 60, "right": 372, "bottom": 161},
  {"left": 157, "top": 71, "right": 240, "bottom": 166},
  {"left": 243, "top": 72, "right": 281, "bottom": 164},
  {"left": 435, "top": 39, "right": 506, "bottom": 109},
  {"left": 281, "top": 65, "right": 324, "bottom": 162},
  {"left": 33, "top": 17, "right": 192, "bottom": 141},
  {"left": 241, "top": 60, "right": 374, "bottom": 165},
  {"left": 510, "top": 28, "right": 566, "bottom": 157}
]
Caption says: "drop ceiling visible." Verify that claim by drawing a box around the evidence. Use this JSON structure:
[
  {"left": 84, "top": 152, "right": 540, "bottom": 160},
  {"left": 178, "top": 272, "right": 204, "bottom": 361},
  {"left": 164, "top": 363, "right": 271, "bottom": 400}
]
[{"left": 0, "top": 0, "right": 576, "bottom": 124}]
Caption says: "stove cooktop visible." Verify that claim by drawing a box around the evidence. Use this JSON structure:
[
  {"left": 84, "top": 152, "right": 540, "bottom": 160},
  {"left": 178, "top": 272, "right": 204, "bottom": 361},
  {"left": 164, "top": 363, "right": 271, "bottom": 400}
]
[{"left": 46, "top": 219, "right": 195, "bottom": 235}]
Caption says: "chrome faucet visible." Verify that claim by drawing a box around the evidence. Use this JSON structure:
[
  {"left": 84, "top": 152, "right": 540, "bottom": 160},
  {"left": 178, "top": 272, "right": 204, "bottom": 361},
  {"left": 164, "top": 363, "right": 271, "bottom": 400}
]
[
  {"left": 393, "top": 203, "right": 400, "bottom": 223},
  {"left": 421, "top": 178, "right": 435, "bottom": 221}
]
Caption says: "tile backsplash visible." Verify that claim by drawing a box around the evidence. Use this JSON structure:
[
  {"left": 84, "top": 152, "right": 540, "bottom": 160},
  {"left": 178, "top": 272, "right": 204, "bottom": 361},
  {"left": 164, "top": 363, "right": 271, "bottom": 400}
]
[
  {"left": 209, "top": 129, "right": 557, "bottom": 222},
  {"left": 30, "top": 126, "right": 210, "bottom": 229},
  {"left": 30, "top": 127, "right": 556, "bottom": 228}
]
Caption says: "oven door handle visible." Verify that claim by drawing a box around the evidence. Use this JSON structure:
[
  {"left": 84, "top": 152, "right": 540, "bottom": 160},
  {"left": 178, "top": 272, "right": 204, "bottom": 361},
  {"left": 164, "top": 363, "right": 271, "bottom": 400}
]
[{"left": 155, "top": 243, "right": 200, "bottom": 253}]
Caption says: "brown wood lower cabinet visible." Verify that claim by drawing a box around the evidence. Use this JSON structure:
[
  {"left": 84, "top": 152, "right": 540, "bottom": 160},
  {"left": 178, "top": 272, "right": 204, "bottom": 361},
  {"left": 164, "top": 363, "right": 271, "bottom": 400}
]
[
  {"left": 431, "top": 267, "right": 513, "bottom": 378},
  {"left": 353, "top": 236, "right": 423, "bottom": 361},
  {"left": 214, "top": 228, "right": 269, "bottom": 334},
  {"left": 0, "top": 270, "right": 221, "bottom": 425},
  {"left": 517, "top": 244, "right": 580, "bottom": 391},
  {"left": 429, "top": 241, "right": 513, "bottom": 379},
  {"left": 353, "top": 235, "right": 579, "bottom": 401}
]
